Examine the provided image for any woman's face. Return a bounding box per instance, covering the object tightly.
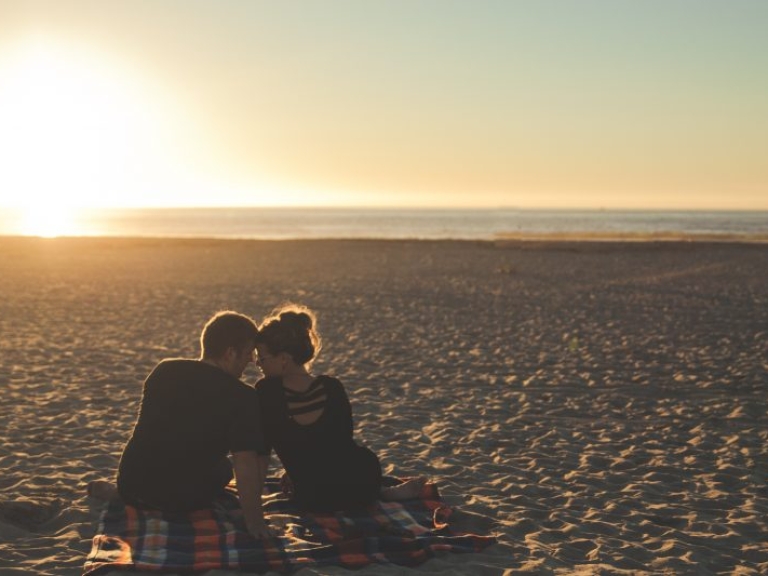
[255,344,283,378]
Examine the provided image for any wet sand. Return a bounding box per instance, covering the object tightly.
[0,236,766,575]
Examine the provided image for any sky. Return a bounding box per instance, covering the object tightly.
[0,0,767,210]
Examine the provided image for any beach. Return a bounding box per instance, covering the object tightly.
[0,236,766,575]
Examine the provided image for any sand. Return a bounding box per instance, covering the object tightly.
[0,236,766,575]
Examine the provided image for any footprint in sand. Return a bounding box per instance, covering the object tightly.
[0,498,59,531]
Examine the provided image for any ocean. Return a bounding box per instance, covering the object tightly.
[0,207,767,240]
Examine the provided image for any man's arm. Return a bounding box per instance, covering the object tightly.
[232,451,271,539]
[257,455,271,479]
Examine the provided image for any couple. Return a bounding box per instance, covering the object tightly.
[88,305,425,539]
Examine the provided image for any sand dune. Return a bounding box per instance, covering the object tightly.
[0,237,766,575]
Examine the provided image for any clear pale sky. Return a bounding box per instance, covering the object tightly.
[1,0,767,209]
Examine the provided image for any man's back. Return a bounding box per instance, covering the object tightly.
[116,359,262,511]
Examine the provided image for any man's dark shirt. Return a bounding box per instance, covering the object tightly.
[116,359,264,511]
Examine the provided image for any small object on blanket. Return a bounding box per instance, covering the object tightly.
[83,476,496,575]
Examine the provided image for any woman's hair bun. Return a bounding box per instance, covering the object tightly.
[279,310,313,330]
[258,304,322,367]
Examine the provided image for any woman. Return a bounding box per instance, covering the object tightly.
[253,304,425,512]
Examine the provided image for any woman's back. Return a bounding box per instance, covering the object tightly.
[255,374,381,511]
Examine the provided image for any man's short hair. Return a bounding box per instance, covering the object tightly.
[200,311,258,359]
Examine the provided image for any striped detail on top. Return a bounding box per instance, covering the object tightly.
[285,379,327,423]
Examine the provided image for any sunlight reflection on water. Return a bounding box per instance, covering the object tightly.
[0,207,766,240]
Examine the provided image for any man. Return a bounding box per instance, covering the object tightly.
[89,311,270,538]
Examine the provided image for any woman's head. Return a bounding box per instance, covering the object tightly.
[255,304,322,375]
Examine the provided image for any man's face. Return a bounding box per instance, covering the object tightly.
[227,343,256,379]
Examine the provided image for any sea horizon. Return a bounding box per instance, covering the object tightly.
[1,206,767,241]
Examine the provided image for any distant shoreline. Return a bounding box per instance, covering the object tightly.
[493,231,768,243]
[1,208,766,241]
[2,232,768,244]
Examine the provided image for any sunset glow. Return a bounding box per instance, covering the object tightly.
[0,2,766,215]
[16,205,81,238]
[2,42,135,205]
[0,38,226,215]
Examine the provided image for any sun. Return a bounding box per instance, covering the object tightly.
[16,206,82,238]
[1,41,139,208]
[0,36,281,230]
[0,38,212,226]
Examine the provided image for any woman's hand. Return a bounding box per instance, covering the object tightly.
[280,472,294,496]
[246,515,275,540]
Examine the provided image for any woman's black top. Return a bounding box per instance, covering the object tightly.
[255,375,381,511]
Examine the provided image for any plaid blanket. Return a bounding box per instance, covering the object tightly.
[83,477,496,574]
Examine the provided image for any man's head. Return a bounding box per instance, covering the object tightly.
[200,311,259,378]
